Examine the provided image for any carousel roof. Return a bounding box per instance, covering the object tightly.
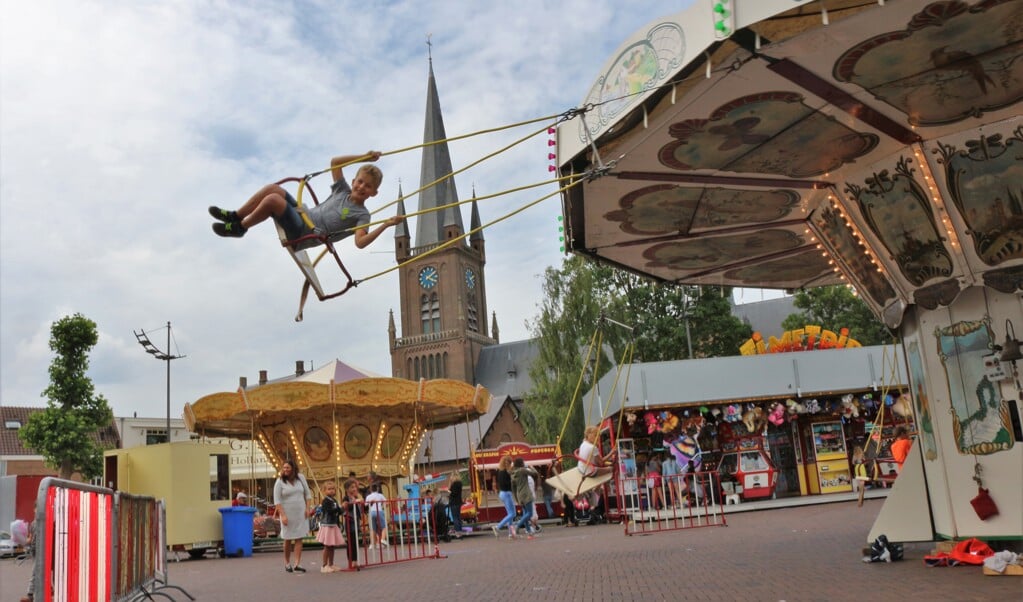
[184,359,491,438]
[558,0,1023,328]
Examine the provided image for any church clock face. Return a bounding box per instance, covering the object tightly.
[465,268,476,290]
[418,266,438,289]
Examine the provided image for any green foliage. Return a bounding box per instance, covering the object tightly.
[19,313,114,480]
[525,257,752,449]
[781,286,895,346]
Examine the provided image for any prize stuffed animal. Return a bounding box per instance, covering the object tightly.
[767,401,786,426]
[891,393,914,419]
[785,398,804,420]
[742,406,767,434]
[725,404,742,423]
[840,394,860,419]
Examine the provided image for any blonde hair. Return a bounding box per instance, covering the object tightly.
[497,455,513,471]
[356,164,383,188]
[584,425,600,440]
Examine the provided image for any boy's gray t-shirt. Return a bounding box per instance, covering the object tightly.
[306,177,371,244]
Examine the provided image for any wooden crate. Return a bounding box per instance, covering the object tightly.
[983,564,1023,576]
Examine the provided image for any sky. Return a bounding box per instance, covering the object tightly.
[1,0,718,420]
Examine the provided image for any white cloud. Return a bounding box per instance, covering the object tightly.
[1,0,690,418]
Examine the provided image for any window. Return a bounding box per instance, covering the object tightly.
[420,294,432,334]
[209,454,229,501]
[5,420,21,429]
[442,352,448,378]
[146,429,169,445]
[467,293,479,332]
[430,293,440,332]
[414,356,421,380]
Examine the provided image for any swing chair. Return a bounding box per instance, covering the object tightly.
[857,343,904,507]
[268,175,358,322]
[545,315,635,503]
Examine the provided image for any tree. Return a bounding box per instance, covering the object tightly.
[19,313,114,480]
[525,256,625,450]
[524,257,752,448]
[781,286,895,346]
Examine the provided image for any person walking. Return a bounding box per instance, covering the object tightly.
[491,455,517,538]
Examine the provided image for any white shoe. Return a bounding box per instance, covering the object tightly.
[491,525,499,537]
[381,540,389,547]
[368,544,375,550]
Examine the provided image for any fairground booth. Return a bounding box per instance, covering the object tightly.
[585,337,911,507]
[557,0,1023,544]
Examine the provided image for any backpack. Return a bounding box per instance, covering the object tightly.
[863,534,904,563]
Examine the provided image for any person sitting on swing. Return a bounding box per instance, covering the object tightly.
[577,425,614,478]
[209,151,403,250]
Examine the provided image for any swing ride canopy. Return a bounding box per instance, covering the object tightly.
[557,0,1023,328]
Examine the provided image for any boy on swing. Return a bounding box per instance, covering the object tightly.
[209,151,403,250]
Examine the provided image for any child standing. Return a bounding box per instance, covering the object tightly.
[315,481,343,573]
[340,480,364,567]
[364,484,388,550]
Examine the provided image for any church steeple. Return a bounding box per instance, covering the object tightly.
[415,54,465,249]
[394,182,410,262]
[469,186,485,260]
[389,46,495,385]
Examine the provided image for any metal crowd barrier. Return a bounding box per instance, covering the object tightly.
[618,470,728,535]
[29,478,194,602]
[341,496,445,571]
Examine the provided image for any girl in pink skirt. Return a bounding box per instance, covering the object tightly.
[316,481,344,572]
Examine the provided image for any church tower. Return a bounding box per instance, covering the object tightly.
[390,53,496,383]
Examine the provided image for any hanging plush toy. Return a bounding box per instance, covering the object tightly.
[785,398,804,420]
[767,401,786,426]
[840,394,859,420]
[725,404,742,422]
[804,398,821,414]
[892,393,914,419]
[742,406,767,434]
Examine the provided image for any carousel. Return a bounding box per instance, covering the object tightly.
[184,360,490,495]
[557,0,1022,542]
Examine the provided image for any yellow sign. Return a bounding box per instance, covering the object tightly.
[740,325,861,355]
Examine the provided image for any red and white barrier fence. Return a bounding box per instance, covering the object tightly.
[617,470,728,535]
[340,496,446,571]
[29,478,193,602]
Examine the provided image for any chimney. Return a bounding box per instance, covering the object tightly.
[295,360,306,376]
[239,376,248,389]
[259,370,268,385]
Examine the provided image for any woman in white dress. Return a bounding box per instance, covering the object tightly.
[273,459,313,573]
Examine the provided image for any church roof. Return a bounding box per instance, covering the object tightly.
[415,339,541,464]
[414,59,465,249]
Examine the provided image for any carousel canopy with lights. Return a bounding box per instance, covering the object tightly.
[557,0,1022,327]
[184,360,491,479]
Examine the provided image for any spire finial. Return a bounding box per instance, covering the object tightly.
[426,33,433,61]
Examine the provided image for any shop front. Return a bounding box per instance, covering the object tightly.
[587,343,910,504]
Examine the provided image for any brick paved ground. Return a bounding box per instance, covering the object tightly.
[2,499,1019,602]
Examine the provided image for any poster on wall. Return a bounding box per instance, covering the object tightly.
[906,339,938,461]
[936,320,1016,455]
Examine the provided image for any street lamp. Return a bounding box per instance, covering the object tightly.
[134,321,186,440]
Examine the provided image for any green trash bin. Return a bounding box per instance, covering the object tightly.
[219,506,257,557]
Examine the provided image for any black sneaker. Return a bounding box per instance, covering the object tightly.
[293,565,306,573]
[208,206,239,222]
[285,564,293,573]
[213,222,246,238]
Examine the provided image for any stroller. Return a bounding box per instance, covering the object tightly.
[431,490,452,542]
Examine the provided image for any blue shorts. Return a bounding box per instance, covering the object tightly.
[369,511,385,531]
[274,192,314,242]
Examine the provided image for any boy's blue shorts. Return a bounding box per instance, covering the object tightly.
[274,192,314,242]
